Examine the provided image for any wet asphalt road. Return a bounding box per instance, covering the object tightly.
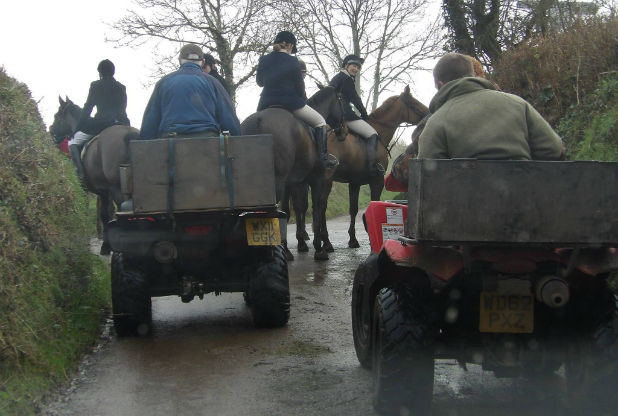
[45,213,572,416]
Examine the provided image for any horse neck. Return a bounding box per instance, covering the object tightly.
[368,107,400,145]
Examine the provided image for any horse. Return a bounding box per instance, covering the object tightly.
[240,86,345,261]
[315,86,429,250]
[49,96,140,254]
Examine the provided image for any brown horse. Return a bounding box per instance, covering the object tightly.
[316,86,429,250]
[49,97,139,254]
[240,86,345,260]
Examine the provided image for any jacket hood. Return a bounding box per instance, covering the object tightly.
[429,77,497,113]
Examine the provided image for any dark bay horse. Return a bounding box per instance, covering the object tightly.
[50,97,140,254]
[240,86,344,260]
[318,86,429,250]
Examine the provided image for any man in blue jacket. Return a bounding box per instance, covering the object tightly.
[140,44,240,139]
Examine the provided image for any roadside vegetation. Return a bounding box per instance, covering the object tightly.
[0,68,109,416]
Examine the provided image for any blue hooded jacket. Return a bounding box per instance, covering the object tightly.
[140,62,240,139]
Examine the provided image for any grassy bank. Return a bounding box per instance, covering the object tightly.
[0,68,109,415]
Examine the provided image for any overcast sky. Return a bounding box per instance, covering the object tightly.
[1,1,437,142]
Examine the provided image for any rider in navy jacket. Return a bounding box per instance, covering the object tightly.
[141,45,240,140]
[255,31,336,169]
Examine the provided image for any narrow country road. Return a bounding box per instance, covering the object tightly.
[45,213,569,416]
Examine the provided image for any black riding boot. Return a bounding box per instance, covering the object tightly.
[315,126,338,170]
[366,134,385,176]
[69,144,87,186]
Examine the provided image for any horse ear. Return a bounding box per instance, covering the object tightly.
[65,95,70,103]
[316,82,324,90]
[59,96,65,105]
[404,85,410,94]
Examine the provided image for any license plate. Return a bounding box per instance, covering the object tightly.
[245,218,281,246]
[479,292,534,333]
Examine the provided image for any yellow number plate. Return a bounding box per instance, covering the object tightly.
[245,218,281,246]
[479,293,534,333]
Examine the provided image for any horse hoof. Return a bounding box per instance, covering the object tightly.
[298,241,309,252]
[285,248,295,261]
[100,245,111,255]
[324,242,335,253]
[301,231,310,241]
[314,250,329,261]
[348,239,360,248]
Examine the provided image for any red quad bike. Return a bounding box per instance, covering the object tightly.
[108,133,290,336]
[352,159,618,415]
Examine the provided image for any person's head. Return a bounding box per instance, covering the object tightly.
[273,31,297,54]
[433,52,475,90]
[97,59,115,78]
[298,58,307,78]
[178,43,204,66]
[203,53,217,74]
[342,54,364,76]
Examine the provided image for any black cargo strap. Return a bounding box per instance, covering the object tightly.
[167,135,176,214]
[219,132,235,208]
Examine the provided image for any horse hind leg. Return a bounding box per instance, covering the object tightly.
[320,180,335,253]
[292,184,309,253]
[348,183,361,248]
[280,185,295,261]
[99,192,113,255]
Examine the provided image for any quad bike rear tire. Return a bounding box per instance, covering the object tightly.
[565,288,618,414]
[352,253,379,368]
[111,252,152,337]
[248,245,290,328]
[372,285,434,416]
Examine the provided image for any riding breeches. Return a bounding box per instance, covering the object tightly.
[293,105,326,128]
[68,130,94,147]
[346,119,377,139]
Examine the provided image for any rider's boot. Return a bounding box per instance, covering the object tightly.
[68,144,87,187]
[315,126,338,170]
[366,134,385,176]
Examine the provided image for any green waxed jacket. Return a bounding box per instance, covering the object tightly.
[417,77,564,160]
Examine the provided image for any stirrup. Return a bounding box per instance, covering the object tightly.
[323,154,339,169]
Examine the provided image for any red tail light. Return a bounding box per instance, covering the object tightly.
[183,225,213,235]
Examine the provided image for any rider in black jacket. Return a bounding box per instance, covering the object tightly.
[203,53,232,96]
[69,59,130,183]
[329,55,384,175]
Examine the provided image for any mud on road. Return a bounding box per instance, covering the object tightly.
[45,214,572,416]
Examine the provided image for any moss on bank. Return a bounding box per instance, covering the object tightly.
[0,67,109,415]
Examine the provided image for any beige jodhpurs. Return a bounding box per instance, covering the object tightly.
[293,105,326,128]
[346,119,377,139]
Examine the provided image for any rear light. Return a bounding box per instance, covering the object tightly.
[183,225,214,235]
[128,217,156,222]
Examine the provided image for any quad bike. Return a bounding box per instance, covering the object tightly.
[108,133,290,336]
[352,159,618,415]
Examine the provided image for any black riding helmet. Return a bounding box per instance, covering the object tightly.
[203,53,217,66]
[274,31,297,54]
[97,59,115,76]
[342,54,364,68]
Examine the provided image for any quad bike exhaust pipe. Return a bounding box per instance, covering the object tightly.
[535,276,570,308]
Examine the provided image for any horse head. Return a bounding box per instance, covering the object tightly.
[398,85,429,125]
[49,96,82,143]
[308,85,347,141]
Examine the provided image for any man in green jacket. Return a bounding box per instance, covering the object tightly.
[418,53,564,160]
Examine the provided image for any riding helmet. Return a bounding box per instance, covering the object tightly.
[274,31,297,53]
[342,54,364,68]
[97,59,115,76]
[203,53,217,66]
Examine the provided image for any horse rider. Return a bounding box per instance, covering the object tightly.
[329,54,384,176]
[417,52,564,160]
[141,44,240,140]
[69,59,130,184]
[256,30,337,170]
[203,53,231,95]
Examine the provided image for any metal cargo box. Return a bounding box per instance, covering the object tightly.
[130,134,276,213]
[407,159,618,245]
